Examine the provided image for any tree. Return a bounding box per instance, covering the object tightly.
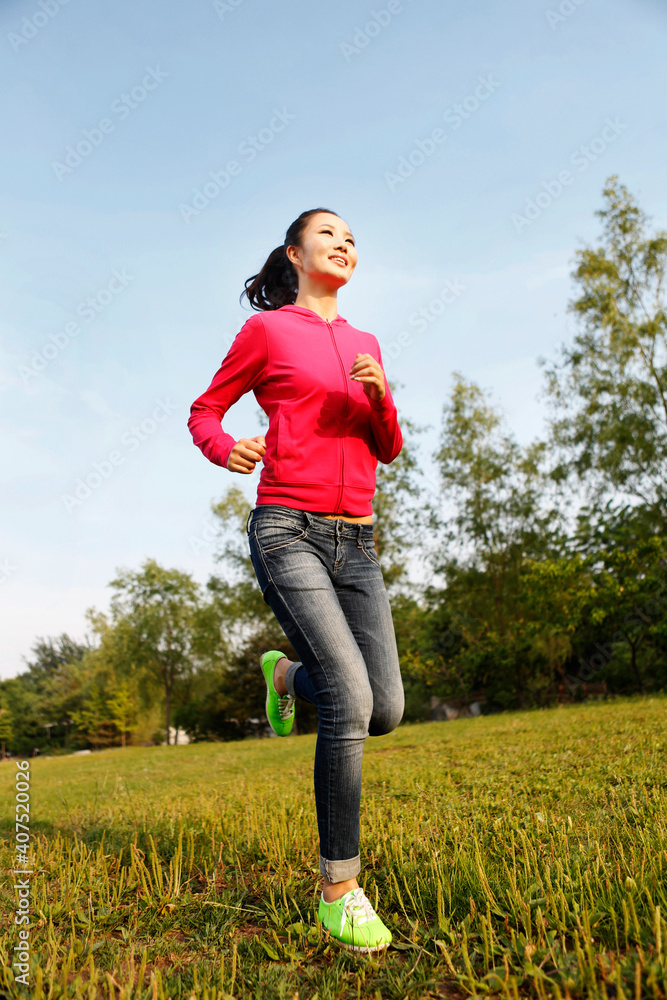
[14,634,92,749]
[21,633,90,691]
[107,681,139,748]
[107,559,208,745]
[70,686,115,751]
[0,703,14,758]
[412,372,579,709]
[432,372,563,638]
[541,176,667,522]
[574,533,667,695]
[84,608,162,734]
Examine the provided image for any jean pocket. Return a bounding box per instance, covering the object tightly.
[254,518,310,554]
[360,536,381,566]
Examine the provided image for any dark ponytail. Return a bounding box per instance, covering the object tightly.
[240,207,340,312]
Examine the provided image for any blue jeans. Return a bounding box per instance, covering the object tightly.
[247,504,405,882]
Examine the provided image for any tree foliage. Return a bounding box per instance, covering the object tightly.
[541,175,667,519]
[107,559,216,745]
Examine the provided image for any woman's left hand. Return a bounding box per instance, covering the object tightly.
[349,352,385,401]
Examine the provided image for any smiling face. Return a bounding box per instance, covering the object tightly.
[286,212,358,290]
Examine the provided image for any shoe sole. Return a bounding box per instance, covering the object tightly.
[318,924,391,954]
[337,939,391,954]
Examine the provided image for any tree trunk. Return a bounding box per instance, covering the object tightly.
[165,687,171,745]
[630,638,646,693]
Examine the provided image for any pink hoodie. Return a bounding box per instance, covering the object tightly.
[187,304,403,516]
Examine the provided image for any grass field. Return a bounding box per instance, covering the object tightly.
[1,695,666,1000]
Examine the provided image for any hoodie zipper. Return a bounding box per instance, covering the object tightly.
[326,319,347,513]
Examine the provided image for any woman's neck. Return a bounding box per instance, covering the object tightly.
[293,292,338,322]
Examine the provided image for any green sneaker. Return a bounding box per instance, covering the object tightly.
[317,887,392,953]
[260,650,295,737]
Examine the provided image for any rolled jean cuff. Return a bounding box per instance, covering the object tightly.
[284,660,301,699]
[320,853,361,882]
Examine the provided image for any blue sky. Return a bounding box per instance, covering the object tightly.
[1,0,666,678]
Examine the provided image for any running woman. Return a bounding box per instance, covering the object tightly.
[187,208,405,953]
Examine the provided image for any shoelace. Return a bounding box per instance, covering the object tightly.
[343,888,378,926]
[277,694,295,720]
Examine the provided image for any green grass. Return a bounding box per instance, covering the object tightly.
[1,695,666,999]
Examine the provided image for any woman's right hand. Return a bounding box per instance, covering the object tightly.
[226,436,266,474]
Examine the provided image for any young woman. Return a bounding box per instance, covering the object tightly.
[187,208,405,953]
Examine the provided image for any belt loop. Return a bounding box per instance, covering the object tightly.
[245,508,253,536]
[304,511,313,529]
